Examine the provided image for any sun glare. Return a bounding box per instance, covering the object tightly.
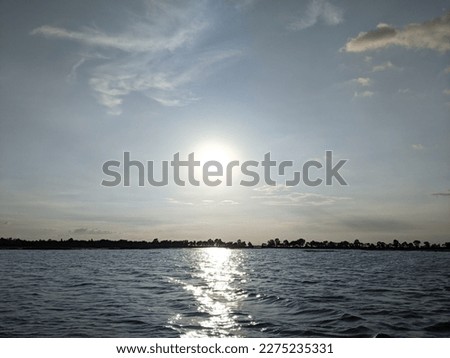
[195,141,236,165]
[189,140,243,189]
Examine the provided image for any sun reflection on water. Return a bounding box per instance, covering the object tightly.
[167,248,247,337]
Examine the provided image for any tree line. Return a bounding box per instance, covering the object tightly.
[0,237,252,250]
[0,237,448,250]
[261,238,450,250]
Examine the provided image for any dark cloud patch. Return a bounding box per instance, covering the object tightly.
[432,192,450,197]
[344,12,450,52]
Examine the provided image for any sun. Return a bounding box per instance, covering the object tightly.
[194,141,236,165]
[190,140,242,189]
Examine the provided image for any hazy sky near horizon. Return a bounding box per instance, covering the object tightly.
[0,0,449,244]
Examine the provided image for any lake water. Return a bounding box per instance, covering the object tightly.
[0,248,449,337]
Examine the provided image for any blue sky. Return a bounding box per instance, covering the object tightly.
[0,0,449,244]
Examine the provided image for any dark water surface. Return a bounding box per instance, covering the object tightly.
[0,249,449,337]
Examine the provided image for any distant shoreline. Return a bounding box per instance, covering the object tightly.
[1,238,449,251]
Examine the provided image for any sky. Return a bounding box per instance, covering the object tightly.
[0,0,449,244]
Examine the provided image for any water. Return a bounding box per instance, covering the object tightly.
[0,248,449,337]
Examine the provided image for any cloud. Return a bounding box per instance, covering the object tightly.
[71,228,113,235]
[166,197,194,206]
[288,0,343,31]
[253,184,291,194]
[88,48,240,114]
[220,199,240,205]
[67,57,86,83]
[252,185,349,206]
[343,12,450,52]
[352,77,371,86]
[443,89,450,95]
[348,77,372,98]
[445,66,450,74]
[412,144,424,150]
[432,191,450,196]
[200,199,240,206]
[31,6,206,54]
[354,90,374,98]
[372,61,396,72]
[31,1,241,115]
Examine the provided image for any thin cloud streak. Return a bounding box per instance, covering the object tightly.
[252,185,350,206]
[30,25,207,53]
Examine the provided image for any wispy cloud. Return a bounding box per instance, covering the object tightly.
[253,184,291,194]
[67,57,86,83]
[31,24,205,53]
[252,185,349,206]
[166,197,194,206]
[31,1,241,115]
[354,90,374,98]
[87,48,240,114]
[445,66,450,74]
[412,144,424,150]
[220,199,240,205]
[443,89,450,95]
[372,61,396,72]
[31,0,206,54]
[169,198,240,207]
[352,77,371,86]
[347,77,373,98]
[287,0,343,31]
[343,12,450,52]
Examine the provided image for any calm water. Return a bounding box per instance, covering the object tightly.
[0,249,449,337]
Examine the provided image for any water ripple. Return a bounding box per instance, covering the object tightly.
[0,249,449,337]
